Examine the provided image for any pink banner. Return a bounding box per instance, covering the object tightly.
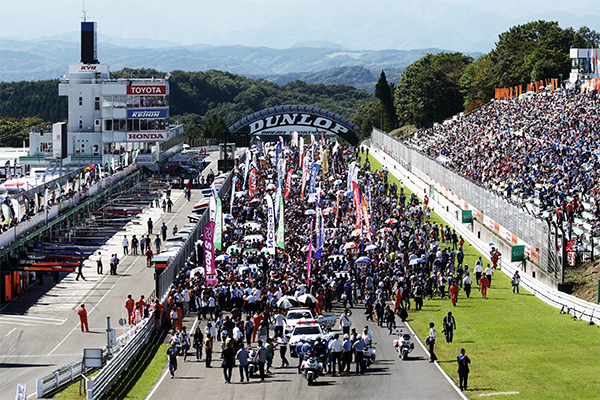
[284,168,293,199]
[203,221,217,285]
[306,217,314,286]
[352,181,362,231]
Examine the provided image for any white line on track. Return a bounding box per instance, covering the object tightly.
[0,314,67,322]
[145,316,199,400]
[6,327,17,336]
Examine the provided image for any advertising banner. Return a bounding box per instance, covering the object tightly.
[266,194,276,255]
[203,221,217,285]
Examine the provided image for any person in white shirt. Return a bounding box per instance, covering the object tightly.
[328,333,343,376]
[182,288,190,316]
[427,322,437,362]
[474,258,484,289]
[340,309,352,335]
[204,321,216,338]
[362,326,374,347]
[484,264,494,287]
[274,310,286,338]
[122,236,129,255]
[463,273,473,298]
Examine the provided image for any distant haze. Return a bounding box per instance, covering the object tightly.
[1,0,599,52]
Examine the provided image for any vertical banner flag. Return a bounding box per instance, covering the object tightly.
[308,163,320,202]
[301,155,309,200]
[5,160,10,180]
[306,216,314,286]
[277,195,285,249]
[284,169,293,198]
[361,194,370,235]
[367,179,374,233]
[230,175,237,216]
[299,137,304,160]
[209,196,217,222]
[292,131,298,148]
[347,162,355,195]
[275,140,282,172]
[266,194,276,255]
[352,181,362,232]
[203,221,217,285]
[322,149,329,175]
[243,149,251,189]
[335,190,340,227]
[274,179,282,223]
[215,197,222,250]
[314,195,324,259]
[248,168,257,199]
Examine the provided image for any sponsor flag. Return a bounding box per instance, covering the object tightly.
[352,181,362,232]
[306,216,314,286]
[314,194,324,259]
[322,149,329,174]
[274,179,282,223]
[335,190,340,227]
[248,168,257,199]
[266,194,275,255]
[284,169,293,198]
[299,137,304,159]
[292,131,298,147]
[230,175,237,216]
[215,197,222,250]
[308,163,319,201]
[277,195,285,249]
[301,155,309,200]
[203,221,217,285]
[4,160,10,180]
[347,162,355,194]
[209,196,217,222]
[243,149,251,189]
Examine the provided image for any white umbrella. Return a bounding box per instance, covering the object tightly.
[305,209,315,215]
[409,258,425,265]
[297,293,318,306]
[365,244,378,251]
[215,254,229,262]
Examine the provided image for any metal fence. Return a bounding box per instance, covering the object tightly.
[156,170,235,302]
[371,128,554,276]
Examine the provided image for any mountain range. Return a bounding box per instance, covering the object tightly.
[0,37,481,92]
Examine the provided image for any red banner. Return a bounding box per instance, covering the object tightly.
[352,181,362,231]
[126,86,167,95]
[284,169,293,198]
[249,168,256,199]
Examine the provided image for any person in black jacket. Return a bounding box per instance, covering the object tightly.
[457,348,471,391]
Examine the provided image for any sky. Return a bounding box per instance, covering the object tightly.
[1,0,599,52]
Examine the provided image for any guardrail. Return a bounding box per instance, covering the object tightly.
[86,315,155,400]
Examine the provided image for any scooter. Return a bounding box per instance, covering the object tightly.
[363,345,377,368]
[393,329,414,360]
[300,350,323,385]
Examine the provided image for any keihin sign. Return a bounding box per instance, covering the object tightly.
[229,105,360,145]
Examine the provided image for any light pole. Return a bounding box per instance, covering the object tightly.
[559,74,563,89]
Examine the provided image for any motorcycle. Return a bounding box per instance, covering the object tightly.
[363,345,377,368]
[393,329,414,360]
[300,350,323,385]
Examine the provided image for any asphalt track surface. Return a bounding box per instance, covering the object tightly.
[0,155,219,398]
[147,304,464,400]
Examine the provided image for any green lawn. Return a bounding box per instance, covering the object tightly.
[360,151,600,400]
[54,343,168,400]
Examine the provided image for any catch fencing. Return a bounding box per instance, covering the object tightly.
[370,128,555,278]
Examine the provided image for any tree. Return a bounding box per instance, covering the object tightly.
[394,52,472,127]
[374,71,398,132]
[201,114,228,139]
[351,101,383,140]
[459,53,496,112]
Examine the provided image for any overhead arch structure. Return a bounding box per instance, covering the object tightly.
[228,105,359,146]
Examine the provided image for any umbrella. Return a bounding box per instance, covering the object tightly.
[304,209,315,215]
[350,229,362,237]
[379,227,392,233]
[344,242,358,250]
[385,218,398,224]
[297,293,318,306]
[356,256,371,263]
[409,258,426,265]
[266,183,276,190]
[215,254,229,262]
[333,179,343,185]
[365,244,378,251]
[224,213,234,220]
[276,297,296,309]
[323,207,335,215]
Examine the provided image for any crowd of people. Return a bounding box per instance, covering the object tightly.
[155,141,486,386]
[407,88,600,224]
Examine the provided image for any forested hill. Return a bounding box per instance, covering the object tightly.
[0,69,374,128]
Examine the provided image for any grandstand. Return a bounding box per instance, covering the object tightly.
[405,88,600,255]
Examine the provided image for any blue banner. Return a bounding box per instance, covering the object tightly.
[308,164,320,198]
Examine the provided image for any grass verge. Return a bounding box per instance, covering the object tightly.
[361,151,600,400]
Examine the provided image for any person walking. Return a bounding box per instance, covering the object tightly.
[474,258,483,289]
[463,273,473,298]
[161,222,167,241]
[167,197,173,212]
[131,235,139,255]
[340,308,352,335]
[277,334,289,367]
[448,280,459,307]
[443,311,456,343]
[110,254,119,275]
[341,333,352,373]
[172,224,179,235]
[193,326,204,361]
[512,271,521,294]
[426,322,437,362]
[257,340,267,381]
[145,247,153,267]
[147,217,153,235]
[155,235,161,253]
[167,342,178,379]
[76,259,86,280]
[77,304,89,332]
[480,275,490,299]
[122,235,129,255]
[485,264,494,287]
[221,341,235,383]
[457,348,471,391]
[384,305,395,335]
[204,334,214,368]
[236,344,250,382]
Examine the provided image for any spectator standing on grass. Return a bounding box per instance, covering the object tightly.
[480,275,490,299]
[457,348,471,391]
[448,280,459,307]
[485,264,494,287]
[442,311,456,343]
[427,322,437,362]
[474,258,483,289]
[463,272,473,298]
[512,271,521,294]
